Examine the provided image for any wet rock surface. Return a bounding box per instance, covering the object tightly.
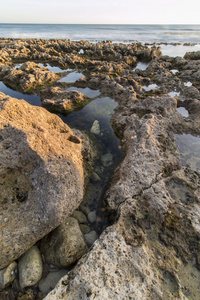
[0,38,200,299]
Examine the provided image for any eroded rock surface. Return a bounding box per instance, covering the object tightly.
[0,93,85,268]
[0,62,59,93]
[46,95,200,299]
[0,38,200,299]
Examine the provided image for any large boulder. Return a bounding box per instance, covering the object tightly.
[0,93,85,268]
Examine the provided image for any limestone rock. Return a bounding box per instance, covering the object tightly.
[2,62,59,92]
[18,246,43,289]
[0,94,84,268]
[41,87,85,114]
[40,217,88,268]
[45,94,200,299]
[0,262,17,289]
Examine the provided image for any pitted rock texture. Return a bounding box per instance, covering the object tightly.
[0,93,85,269]
[45,95,200,299]
[0,62,59,93]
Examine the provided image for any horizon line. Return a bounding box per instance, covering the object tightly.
[0,23,200,25]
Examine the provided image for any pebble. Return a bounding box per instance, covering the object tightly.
[84,230,98,247]
[90,120,100,135]
[88,211,96,223]
[72,210,87,224]
[38,269,68,294]
[91,172,101,183]
[101,153,113,167]
[0,261,17,289]
[18,246,43,289]
[80,224,91,234]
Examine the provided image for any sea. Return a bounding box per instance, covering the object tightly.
[0,24,200,44]
[1,24,200,57]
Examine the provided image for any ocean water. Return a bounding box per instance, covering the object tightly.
[1,24,200,44]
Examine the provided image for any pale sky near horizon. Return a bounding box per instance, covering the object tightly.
[0,0,200,24]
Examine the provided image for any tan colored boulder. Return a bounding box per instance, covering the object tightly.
[0,93,84,268]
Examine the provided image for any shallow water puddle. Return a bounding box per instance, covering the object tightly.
[143,83,159,91]
[60,96,122,235]
[67,86,100,98]
[0,81,41,106]
[171,69,179,75]
[184,81,192,87]
[62,97,121,162]
[161,44,200,57]
[166,180,195,205]
[133,61,149,71]
[175,133,200,172]
[38,63,67,73]
[59,71,84,83]
[168,91,180,97]
[13,62,70,73]
[177,107,189,117]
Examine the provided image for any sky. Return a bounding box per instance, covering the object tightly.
[0,0,200,24]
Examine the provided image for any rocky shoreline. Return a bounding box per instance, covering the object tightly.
[0,38,200,299]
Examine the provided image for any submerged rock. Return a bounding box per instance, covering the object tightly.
[38,269,68,295]
[0,93,85,268]
[84,230,98,247]
[90,120,100,135]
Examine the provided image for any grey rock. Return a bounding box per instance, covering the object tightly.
[38,269,68,294]
[87,211,96,223]
[84,230,98,247]
[40,217,88,268]
[18,246,43,289]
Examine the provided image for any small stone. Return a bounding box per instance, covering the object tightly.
[72,210,87,224]
[38,269,68,294]
[87,211,96,223]
[101,153,113,167]
[90,120,100,135]
[80,224,91,234]
[3,218,8,223]
[91,172,101,183]
[18,246,43,289]
[84,231,98,247]
[0,261,17,289]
